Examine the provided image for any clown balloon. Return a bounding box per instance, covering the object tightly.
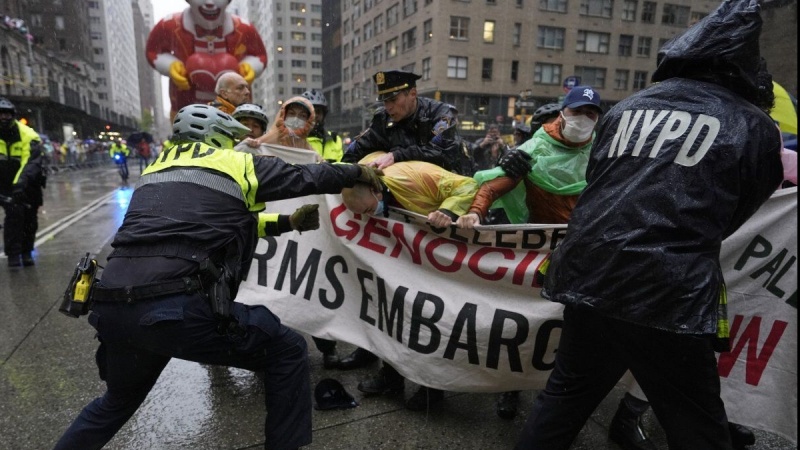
[146,0,267,120]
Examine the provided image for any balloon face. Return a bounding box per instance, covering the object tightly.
[187,0,231,30]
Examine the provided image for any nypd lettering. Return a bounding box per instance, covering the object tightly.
[608,109,720,166]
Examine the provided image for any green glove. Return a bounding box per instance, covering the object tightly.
[356,164,384,191]
[290,204,320,233]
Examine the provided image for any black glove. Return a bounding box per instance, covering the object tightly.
[11,184,27,204]
[356,164,384,192]
[290,204,320,233]
[498,149,532,179]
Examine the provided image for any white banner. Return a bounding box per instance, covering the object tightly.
[238,154,796,442]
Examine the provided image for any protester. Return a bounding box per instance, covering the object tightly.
[529,103,561,135]
[53,104,383,450]
[232,103,270,154]
[209,72,252,114]
[0,97,45,267]
[513,1,783,448]
[257,96,320,157]
[457,85,602,229]
[302,89,344,163]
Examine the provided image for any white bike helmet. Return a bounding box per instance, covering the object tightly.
[232,103,269,130]
[301,89,328,112]
[172,104,251,148]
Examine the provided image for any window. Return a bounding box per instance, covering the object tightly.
[278,74,285,82]
[312,47,322,55]
[374,15,384,34]
[641,1,656,23]
[387,4,399,27]
[633,70,648,90]
[291,17,306,26]
[423,19,433,43]
[401,27,417,52]
[618,34,633,56]
[540,0,567,13]
[422,57,431,80]
[312,61,322,69]
[511,60,519,82]
[512,23,522,46]
[534,63,561,84]
[353,56,361,73]
[373,45,382,65]
[343,67,349,81]
[311,19,322,27]
[385,37,398,59]
[575,66,606,88]
[292,87,305,95]
[88,1,99,8]
[636,36,652,57]
[690,11,708,26]
[55,16,65,30]
[580,0,613,18]
[537,26,565,50]
[291,60,307,67]
[577,31,610,53]
[293,74,307,83]
[343,43,350,58]
[614,69,629,90]
[364,22,373,40]
[277,31,284,40]
[483,20,495,43]
[313,75,322,83]
[290,2,307,11]
[312,33,322,41]
[450,17,470,40]
[291,32,306,41]
[93,47,103,55]
[447,56,468,79]
[482,58,493,80]
[622,0,637,21]
[661,4,690,26]
[291,46,306,54]
[402,62,416,73]
[30,14,42,26]
[403,0,417,16]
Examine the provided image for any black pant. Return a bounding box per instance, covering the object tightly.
[54,291,312,450]
[515,305,732,450]
[2,201,38,256]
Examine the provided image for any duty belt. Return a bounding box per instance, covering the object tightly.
[92,276,204,303]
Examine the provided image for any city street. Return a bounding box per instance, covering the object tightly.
[0,163,795,450]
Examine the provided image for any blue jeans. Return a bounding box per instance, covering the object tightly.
[515,305,732,450]
[54,292,311,450]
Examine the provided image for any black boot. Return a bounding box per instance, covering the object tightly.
[338,347,378,370]
[321,349,339,369]
[7,254,21,267]
[357,364,404,395]
[21,251,34,266]
[609,394,656,450]
[729,422,756,449]
[406,386,445,411]
[496,391,520,419]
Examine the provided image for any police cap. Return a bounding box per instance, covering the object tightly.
[373,70,422,101]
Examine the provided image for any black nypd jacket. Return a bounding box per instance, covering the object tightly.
[343,96,463,172]
[543,78,783,335]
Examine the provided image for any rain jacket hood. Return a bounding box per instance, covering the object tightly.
[260,96,316,150]
[652,0,763,102]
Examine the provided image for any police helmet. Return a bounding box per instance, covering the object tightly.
[232,103,269,130]
[301,89,328,111]
[531,103,561,123]
[172,104,251,148]
[0,97,15,114]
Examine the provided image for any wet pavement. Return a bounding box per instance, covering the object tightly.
[0,163,796,449]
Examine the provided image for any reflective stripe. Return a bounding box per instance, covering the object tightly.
[136,169,245,202]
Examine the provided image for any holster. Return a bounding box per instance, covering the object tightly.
[199,260,243,336]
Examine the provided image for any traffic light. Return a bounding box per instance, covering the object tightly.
[105,124,111,130]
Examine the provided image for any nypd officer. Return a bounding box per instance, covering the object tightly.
[343,70,470,174]
[0,97,45,267]
[54,104,383,450]
[302,89,344,163]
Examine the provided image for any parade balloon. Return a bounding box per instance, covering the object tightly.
[185,53,240,93]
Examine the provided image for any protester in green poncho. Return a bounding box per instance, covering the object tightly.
[457,86,603,227]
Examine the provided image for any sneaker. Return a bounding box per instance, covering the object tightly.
[21,252,34,266]
[7,254,21,267]
[357,367,404,395]
[496,391,520,419]
[405,386,445,411]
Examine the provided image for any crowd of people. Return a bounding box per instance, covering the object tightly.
[27,0,795,449]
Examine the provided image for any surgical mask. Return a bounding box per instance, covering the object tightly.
[284,116,306,130]
[560,112,597,143]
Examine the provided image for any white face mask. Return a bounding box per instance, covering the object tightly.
[560,112,597,143]
[284,116,306,130]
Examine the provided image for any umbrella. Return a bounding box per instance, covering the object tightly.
[771,81,797,136]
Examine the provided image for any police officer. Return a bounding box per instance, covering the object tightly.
[0,97,45,267]
[108,139,130,181]
[54,104,383,450]
[343,70,471,175]
[302,89,344,163]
